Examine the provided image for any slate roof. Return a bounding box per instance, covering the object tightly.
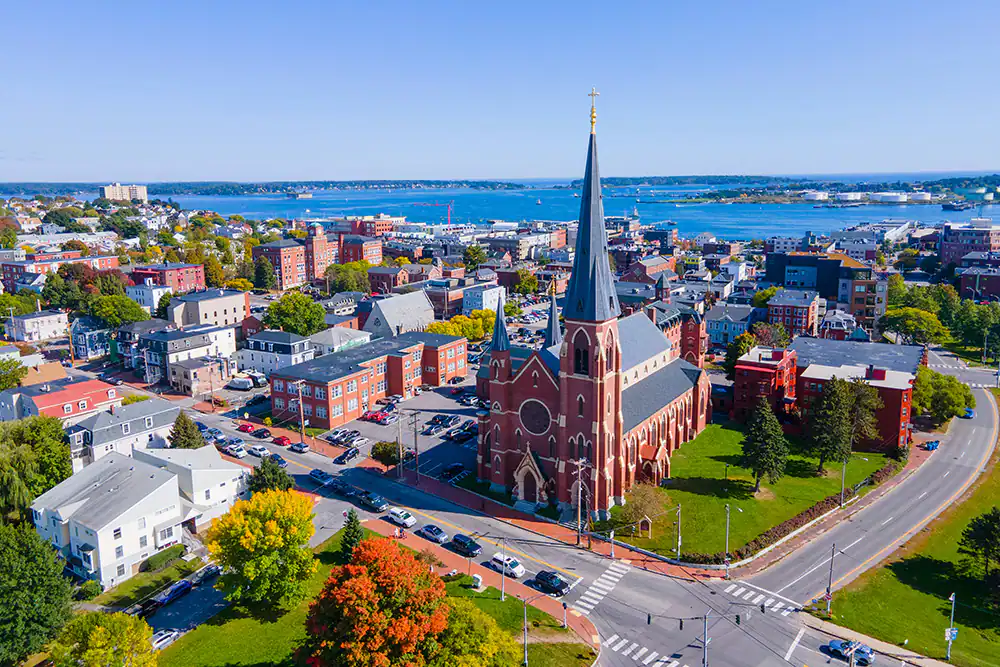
[489,292,510,352]
[66,397,179,449]
[365,291,434,335]
[70,316,108,333]
[11,309,65,322]
[257,239,302,249]
[542,295,562,349]
[135,262,202,270]
[174,289,244,302]
[618,312,672,373]
[274,331,462,384]
[368,266,405,276]
[769,289,819,307]
[622,359,703,431]
[615,282,657,303]
[248,329,308,345]
[705,304,755,323]
[788,338,924,374]
[31,453,176,531]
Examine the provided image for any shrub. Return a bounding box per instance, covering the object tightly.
[141,544,185,572]
[371,440,400,466]
[76,579,103,600]
[263,417,272,427]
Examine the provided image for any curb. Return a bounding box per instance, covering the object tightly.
[802,614,951,667]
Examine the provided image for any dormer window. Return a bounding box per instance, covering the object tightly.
[63,404,72,414]
[78,400,88,410]
[108,389,116,399]
[122,423,130,435]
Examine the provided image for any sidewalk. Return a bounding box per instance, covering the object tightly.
[361,514,600,652]
[802,614,950,667]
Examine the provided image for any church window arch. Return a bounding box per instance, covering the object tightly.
[492,401,501,413]
[532,371,538,388]
[515,429,522,450]
[548,436,556,458]
[573,330,590,375]
[577,395,585,417]
[493,454,501,472]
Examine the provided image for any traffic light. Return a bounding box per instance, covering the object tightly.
[647,614,652,625]
[735,614,741,625]
[679,619,684,631]
[760,604,766,613]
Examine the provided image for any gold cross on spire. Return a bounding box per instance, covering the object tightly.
[588,87,599,134]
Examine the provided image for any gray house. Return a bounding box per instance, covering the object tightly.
[704,303,763,348]
[362,291,434,339]
[64,397,180,472]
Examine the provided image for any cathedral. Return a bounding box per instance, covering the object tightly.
[476,98,712,518]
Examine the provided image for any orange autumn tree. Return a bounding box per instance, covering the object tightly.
[299,537,449,667]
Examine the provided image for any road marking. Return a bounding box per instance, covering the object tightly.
[724,583,736,593]
[881,516,894,526]
[665,661,680,667]
[771,602,784,612]
[781,608,793,616]
[612,638,630,651]
[740,581,803,607]
[784,628,805,661]
[622,643,638,657]
[609,563,631,574]
[742,590,756,600]
[580,592,604,604]
[752,594,765,604]
[633,647,647,660]
[589,579,615,593]
[573,600,594,610]
[943,470,951,478]
[764,598,773,606]
[918,491,928,500]
[642,651,659,664]
[601,571,624,582]
[603,634,620,646]
[776,556,832,593]
[731,586,746,597]
[597,573,621,585]
[571,605,589,615]
[842,536,865,551]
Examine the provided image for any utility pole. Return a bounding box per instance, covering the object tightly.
[396,412,403,478]
[826,542,836,615]
[702,611,709,667]
[576,459,584,545]
[66,322,76,368]
[208,362,216,413]
[840,456,848,508]
[412,411,420,487]
[294,381,305,445]
[500,536,507,601]
[725,504,731,580]
[947,592,956,661]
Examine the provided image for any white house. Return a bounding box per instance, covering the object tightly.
[5,310,68,342]
[65,397,179,473]
[462,284,503,316]
[31,454,184,590]
[308,327,372,357]
[133,445,248,529]
[126,281,173,315]
[237,330,315,376]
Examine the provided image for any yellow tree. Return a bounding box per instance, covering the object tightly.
[49,612,155,667]
[206,489,317,608]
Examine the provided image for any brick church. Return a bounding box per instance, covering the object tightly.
[476,100,712,518]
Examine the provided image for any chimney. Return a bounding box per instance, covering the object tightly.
[646,308,657,325]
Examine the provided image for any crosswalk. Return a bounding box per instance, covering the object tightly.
[570,560,630,615]
[721,583,799,616]
[928,363,965,370]
[601,633,681,666]
[967,383,994,388]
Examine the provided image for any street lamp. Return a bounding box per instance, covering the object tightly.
[519,592,549,665]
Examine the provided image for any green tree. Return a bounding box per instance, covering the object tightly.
[723,332,757,380]
[431,598,520,667]
[0,523,73,665]
[912,366,976,424]
[225,278,254,292]
[462,244,487,271]
[263,292,325,336]
[750,322,789,348]
[958,507,1000,580]
[0,357,28,390]
[61,239,90,256]
[339,508,365,563]
[89,295,151,328]
[247,456,294,494]
[49,612,155,667]
[168,411,206,450]
[808,377,853,473]
[878,307,947,345]
[846,378,883,450]
[204,255,226,288]
[207,489,317,608]
[253,255,277,290]
[121,394,150,406]
[740,399,788,493]
[504,300,522,317]
[0,226,17,249]
[0,416,72,519]
[154,291,173,320]
[324,262,370,294]
[370,440,400,467]
[513,268,538,295]
[886,273,907,307]
[752,286,781,308]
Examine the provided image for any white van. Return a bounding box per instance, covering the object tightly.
[227,377,254,391]
[490,553,526,578]
[388,507,417,528]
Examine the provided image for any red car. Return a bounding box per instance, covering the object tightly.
[272,436,291,447]
[237,423,255,433]
[361,410,378,421]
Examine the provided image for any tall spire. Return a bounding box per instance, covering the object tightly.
[543,284,562,349]
[489,291,510,352]
[563,90,621,323]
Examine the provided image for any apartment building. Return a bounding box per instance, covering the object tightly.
[65,397,179,472]
[340,235,383,264]
[941,219,1000,267]
[5,310,68,342]
[126,281,173,315]
[168,289,250,330]
[130,263,206,293]
[0,255,120,293]
[0,378,124,426]
[253,239,306,290]
[99,182,148,202]
[237,330,315,376]
[767,290,820,336]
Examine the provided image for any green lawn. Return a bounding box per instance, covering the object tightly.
[95,558,202,609]
[454,475,562,521]
[162,531,593,667]
[941,339,989,368]
[830,391,1000,667]
[610,423,888,557]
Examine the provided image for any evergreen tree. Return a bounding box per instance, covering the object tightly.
[339,509,364,563]
[741,398,788,492]
[168,411,205,450]
[958,507,1000,580]
[253,255,277,290]
[808,377,852,473]
[847,378,883,450]
[247,456,293,494]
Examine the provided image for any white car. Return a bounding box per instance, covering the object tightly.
[388,507,417,528]
[490,553,526,578]
[226,444,247,459]
[248,445,270,458]
[150,629,180,651]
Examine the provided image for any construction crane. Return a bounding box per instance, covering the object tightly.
[413,200,454,225]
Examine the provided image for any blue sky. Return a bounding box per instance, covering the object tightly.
[2,1,998,181]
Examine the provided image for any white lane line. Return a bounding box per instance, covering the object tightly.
[776,556,834,593]
[580,592,604,604]
[944,471,951,478]
[881,516,895,526]
[642,651,659,665]
[731,586,746,597]
[782,608,793,616]
[724,583,737,593]
[573,600,594,610]
[603,634,620,646]
[784,628,806,661]
[918,491,929,500]
[959,451,966,459]
[752,594,766,604]
[594,576,618,588]
[571,605,590,615]
[741,581,804,607]
[842,536,865,551]
[609,563,632,573]
[589,581,615,594]
[601,571,624,582]
[764,598,774,607]
[612,638,630,652]
[622,643,638,657]
[633,647,648,660]
[771,602,784,612]
[743,591,756,600]
[664,661,679,667]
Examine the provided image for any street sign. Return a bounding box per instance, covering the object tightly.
[946,627,958,641]
[824,593,832,601]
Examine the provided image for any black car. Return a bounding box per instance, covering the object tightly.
[333,447,360,465]
[443,415,461,427]
[191,564,221,586]
[449,534,483,557]
[361,492,389,512]
[329,479,357,497]
[453,431,476,444]
[125,598,161,619]
[247,394,268,406]
[533,571,570,596]
[422,424,444,436]
[253,428,271,439]
[440,463,464,480]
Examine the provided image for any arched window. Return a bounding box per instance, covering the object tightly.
[548,436,556,458]
[573,331,589,375]
[532,372,538,388]
[577,396,585,417]
[516,430,522,450]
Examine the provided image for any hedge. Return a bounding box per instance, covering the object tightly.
[141,544,186,572]
[678,461,902,565]
[76,579,103,600]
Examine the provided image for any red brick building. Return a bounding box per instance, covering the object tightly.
[303,224,338,283]
[130,263,206,293]
[766,289,820,336]
[340,235,383,265]
[1,254,120,293]
[252,240,306,290]
[269,332,467,430]
[350,215,396,237]
[368,266,409,293]
[620,255,677,284]
[731,347,798,420]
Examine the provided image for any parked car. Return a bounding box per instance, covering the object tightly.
[153,580,192,606]
[422,424,444,436]
[237,423,256,433]
[191,564,221,586]
[419,524,449,544]
[964,408,976,419]
[533,571,570,596]
[226,437,246,447]
[309,469,334,486]
[350,436,370,447]
[247,445,270,458]
[253,428,271,439]
[448,377,464,385]
[150,629,180,651]
[443,415,461,427]
[827,640,875,666]
[246,393,269,406]
[329,479,357,497]
[381,413,400,425]
[440,463,464,480]
[205,428,223,439]
[269,454,288,468]
[449,534,482,557]
[125,598,161,619]
[289,442,310,454]
[388,507,417,528]
[225,444,247,458]
[361,492,389,512]
[490,553,526,578]
[449,387,463,395]
[361,410,379,421]
[228,377,254,391]
[334,447,360,465]
[453,431,476,444]
[194,421,208,432]
[272,436,291,447]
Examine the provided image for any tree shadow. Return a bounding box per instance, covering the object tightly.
[708,454,743,467]
[663,476,756,500]
[784,458,818,479]
[887,555,1000,632]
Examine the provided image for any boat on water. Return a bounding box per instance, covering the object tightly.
[667,220,677,226]
[286,191,313,199]
[573,193,580,198]
[536,199,542,205]
[942,201,975,211]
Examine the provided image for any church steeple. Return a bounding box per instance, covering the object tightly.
[543,285,562,349]
[563,89,621,323]
[489,291,510,352]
